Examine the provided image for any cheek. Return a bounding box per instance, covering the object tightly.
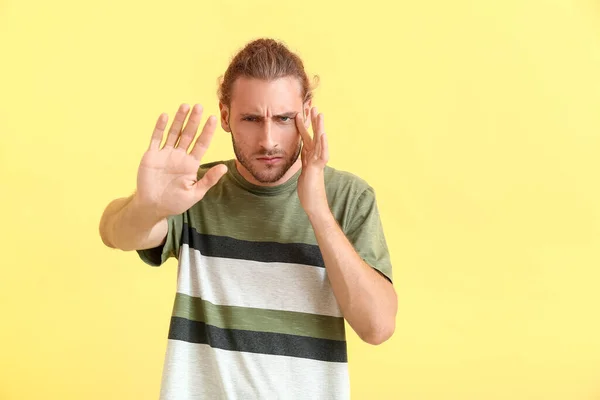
[283,135,301,151]
[233,135,252,150]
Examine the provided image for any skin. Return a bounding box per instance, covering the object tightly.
[99,76,397,345]
[219,76,308,186]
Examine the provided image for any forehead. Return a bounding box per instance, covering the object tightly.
[230,76,304,113]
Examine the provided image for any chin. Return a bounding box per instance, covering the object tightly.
[255,171,285,184]
[252,164,288,184]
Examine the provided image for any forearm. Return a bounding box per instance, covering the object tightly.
[308,210,397,345]
[99,194,168,251]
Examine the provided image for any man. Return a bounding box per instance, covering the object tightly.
[99,38,397,399]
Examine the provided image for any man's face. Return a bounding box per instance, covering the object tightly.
[220,76,308,185]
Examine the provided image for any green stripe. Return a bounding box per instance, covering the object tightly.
[191,160,370,246]
[173,293,346,341]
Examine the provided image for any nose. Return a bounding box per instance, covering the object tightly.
[258,119,276,150]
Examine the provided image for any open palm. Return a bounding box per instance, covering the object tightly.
[136,104,227,219]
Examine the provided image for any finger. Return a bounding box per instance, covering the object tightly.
[304,107,311,130]
[149,113,168,150]
[312,109,324,158]
[295,112,313,150]
[301,147,308,168]
[164,104,191,148]
[177,104,204,151]
[316,112,325,139]
[194,164,228,200]
[189,115,218,160]
[310,108,319,155]
[311,107,319,139]
[321,132,329,163]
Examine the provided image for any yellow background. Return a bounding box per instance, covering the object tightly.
[1,0,599,399]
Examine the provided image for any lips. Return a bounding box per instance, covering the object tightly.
[257,156,282,164]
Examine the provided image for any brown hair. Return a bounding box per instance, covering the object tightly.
[218,38,318,107]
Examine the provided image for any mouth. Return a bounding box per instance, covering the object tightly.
[257,156,282,165]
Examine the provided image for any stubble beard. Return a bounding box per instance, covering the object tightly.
[232,136,302,184]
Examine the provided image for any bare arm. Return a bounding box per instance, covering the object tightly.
[98,103,227,252]
[309,210,397,345]
[296,108,397,345]
[99,194,168,251]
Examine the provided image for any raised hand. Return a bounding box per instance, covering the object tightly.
[295,107,330,218]
[136,103,227,219]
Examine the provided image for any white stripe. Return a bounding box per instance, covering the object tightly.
[177,243,343,317]
[160,339,349,400]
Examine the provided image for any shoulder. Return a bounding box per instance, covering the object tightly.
[324,166,380,233]
[325,165,373,198]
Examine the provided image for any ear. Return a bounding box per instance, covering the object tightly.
[219,102,231,133]
[303,99,312,129]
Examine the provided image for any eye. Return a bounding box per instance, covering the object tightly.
[279,116,291,122]
[242,116,257,122]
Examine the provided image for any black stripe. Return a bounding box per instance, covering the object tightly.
[168,316,347,363]
[182,223,325,267]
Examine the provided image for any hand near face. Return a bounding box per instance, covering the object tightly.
[295,107,330,218]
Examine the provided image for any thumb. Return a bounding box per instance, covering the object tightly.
[194,164,228,200]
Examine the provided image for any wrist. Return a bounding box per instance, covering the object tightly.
[130,193,166,226]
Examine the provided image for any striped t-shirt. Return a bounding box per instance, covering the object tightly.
[137,159,393,400]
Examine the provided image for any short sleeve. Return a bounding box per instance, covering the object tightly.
[344,187,393,283]
[136,213,183,267]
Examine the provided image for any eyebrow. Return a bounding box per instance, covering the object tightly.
[240,112,299,119]
[275,112,298,118]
